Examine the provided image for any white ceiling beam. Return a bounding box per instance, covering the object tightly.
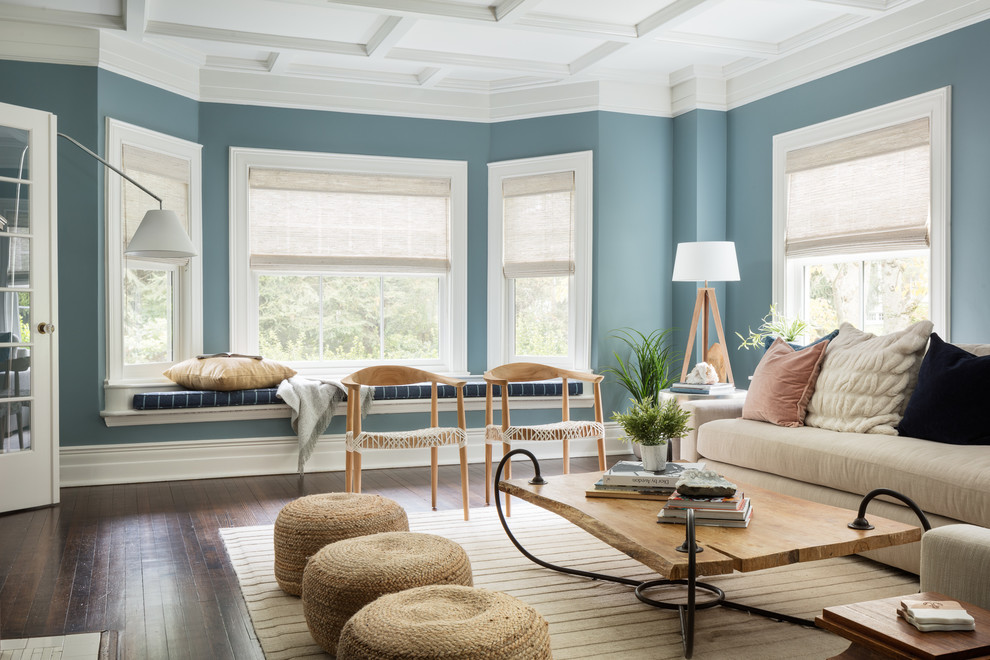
[416,66,447,87]
[0,3,123,30]
[514,13,638,40]
[493,0,543,23]
[123,0,147,38]
[366,15,416,58]
[388,47,569,76]
[568,41,627,75]
[266,52,292,74]
[146,21,366,56]
[636,0,729,38]
[657,32,779,56]
[803,0,890,14]
[322,0,495,22]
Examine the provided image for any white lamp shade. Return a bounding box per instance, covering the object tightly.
[125,209,198,258]
[672,241,739,282]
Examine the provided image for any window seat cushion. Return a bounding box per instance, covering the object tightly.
[133,380,582,410]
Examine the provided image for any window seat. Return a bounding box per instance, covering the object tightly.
[132,380,583,410]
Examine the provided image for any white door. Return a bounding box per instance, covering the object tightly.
[0,101,58,513]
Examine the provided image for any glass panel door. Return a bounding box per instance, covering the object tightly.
[0,102,57,513]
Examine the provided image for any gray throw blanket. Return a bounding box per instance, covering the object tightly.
[276,376,372,475]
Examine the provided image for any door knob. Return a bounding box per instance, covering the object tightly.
[37,322,55,335]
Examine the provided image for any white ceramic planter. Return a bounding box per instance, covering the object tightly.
[639,443,667,472]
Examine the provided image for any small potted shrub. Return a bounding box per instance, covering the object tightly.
[611,398,693,473]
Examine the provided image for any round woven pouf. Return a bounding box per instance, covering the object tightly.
[274,493,408,596]
[302,532,473,653]
[337,585,552,660]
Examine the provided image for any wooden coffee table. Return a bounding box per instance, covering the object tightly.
[496,459,923,658]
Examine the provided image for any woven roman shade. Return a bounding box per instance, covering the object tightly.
[501,171,575,278]
[785,117,931,258]
[122,144,190,247]
[248,168,451,273]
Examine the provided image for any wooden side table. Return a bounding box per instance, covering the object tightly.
[816,592,990,660]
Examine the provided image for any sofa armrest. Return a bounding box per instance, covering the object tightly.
[678,398,746,461]
[920,524,990,609]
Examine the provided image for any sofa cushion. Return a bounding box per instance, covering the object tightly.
[743,337,829,427]
[697,418,990,527]
[897,334,990,444]
[761,328,838,352]
[805,320,932,435]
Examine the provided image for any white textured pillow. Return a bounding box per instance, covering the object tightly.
[804,320,933,435]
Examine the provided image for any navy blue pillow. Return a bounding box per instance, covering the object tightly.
[762,329,839,353]
[897,333,990,445]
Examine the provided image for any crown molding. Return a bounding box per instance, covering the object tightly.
[3,2,990,123]
[727,0,990,109]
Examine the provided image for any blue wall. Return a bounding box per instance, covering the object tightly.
[1,63,675,446]
[5,15,990,448]
[725,18,990,377]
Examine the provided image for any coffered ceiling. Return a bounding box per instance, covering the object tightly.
[1,0,989,120]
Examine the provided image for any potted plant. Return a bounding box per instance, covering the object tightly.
[736,304,809,350]
[602,327,679,404]
[611,398,693,473]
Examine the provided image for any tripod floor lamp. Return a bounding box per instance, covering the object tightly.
[672,241,739,385]
[58,133,197,258]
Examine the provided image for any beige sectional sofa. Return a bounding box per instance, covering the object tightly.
[679,340,990,575]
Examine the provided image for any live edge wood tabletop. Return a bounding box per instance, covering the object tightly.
[817,592,990,660]
[498,471,922,582]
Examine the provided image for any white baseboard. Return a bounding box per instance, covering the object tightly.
[60,423,629,487]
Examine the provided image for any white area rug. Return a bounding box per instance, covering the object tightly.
[0,632,104,660]
[220,503,918,660]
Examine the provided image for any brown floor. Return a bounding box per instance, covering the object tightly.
[0,454,612,659]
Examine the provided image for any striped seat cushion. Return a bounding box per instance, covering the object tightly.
[133,380,583,410]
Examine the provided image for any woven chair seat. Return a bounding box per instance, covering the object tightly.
[273,493,408,596]
[485,420,605,444]
[337,585,552,660]
[348,427,467,452]
[302,531,473,653]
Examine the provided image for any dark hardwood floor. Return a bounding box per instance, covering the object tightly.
[0,455,613,659]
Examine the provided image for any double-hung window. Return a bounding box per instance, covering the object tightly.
[106,119,202,386]
[487,151,592,370]
[772,88,950,338]
[230,149,467,375]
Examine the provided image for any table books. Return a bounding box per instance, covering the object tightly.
[665,492,745,510]
[600,461,706,488]
[657,493,753,527]
[585,481,673,501]
[898,599,976,632]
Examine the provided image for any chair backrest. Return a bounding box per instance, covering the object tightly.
[483,362,604,428]
[342,365,466,435]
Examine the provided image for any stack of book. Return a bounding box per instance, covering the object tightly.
[586,461,706,501]
[657,492,753,527]
[898,599,976,632]
[669,382,736,395]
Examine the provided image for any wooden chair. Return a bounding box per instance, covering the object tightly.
[0,356,29,451]
[484,363,606,512]
[342,366,470,521]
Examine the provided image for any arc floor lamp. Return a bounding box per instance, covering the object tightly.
[58,133,197,258]
[672,241,739,385]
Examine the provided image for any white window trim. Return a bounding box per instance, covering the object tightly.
[771,87,950,337]
[104,118,203,388]
[487,151,593,371]
[229,147,468,377]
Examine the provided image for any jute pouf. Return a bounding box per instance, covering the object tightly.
[302,532,473,653]
[274,493,408,596]
[337,585,552,660]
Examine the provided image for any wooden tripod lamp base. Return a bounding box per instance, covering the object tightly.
[679,287,734,385]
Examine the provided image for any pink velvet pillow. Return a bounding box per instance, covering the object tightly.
[742,337,830,428]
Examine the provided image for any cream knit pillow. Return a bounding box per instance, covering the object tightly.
[804,320,933,435]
